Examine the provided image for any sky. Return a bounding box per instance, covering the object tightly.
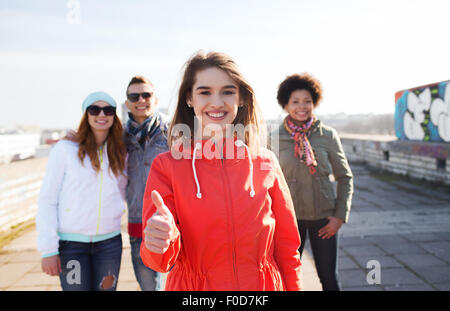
[0,0,449,129]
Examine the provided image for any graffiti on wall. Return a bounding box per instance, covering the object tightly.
[395,80,450,142]
[388,140,450,159]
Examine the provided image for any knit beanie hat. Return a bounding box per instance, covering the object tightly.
[82,91,117,112]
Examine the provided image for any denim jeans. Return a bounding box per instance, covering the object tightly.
[129,237,164,291]
[58,234,122,291]
[297,218,341,291]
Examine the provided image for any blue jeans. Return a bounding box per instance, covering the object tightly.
[58,234,122,291]
[297,218,341,291]
[129,237,163,291]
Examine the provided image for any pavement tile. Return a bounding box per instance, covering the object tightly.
[376,242,427,256]
[350,194,366,202]
[406,203,450,209]
[379,268,425,286]
[383,283,435,291]
[117,281,140,291]
[1,231,38,253]
[393,253,447,268]
[118,266,138,282]
[31,264,42,273]
[0,252,18,264]
[338,256,359,270]
[418,241,450,263]
[363,235,409,246]
[358,197,383,208]
[401,232,442,243]
[339,236,368,247]
[339,269,369,287]
[12,272,60,287]
[414,266,450,284]
[398,194,432,206]
[355,206,383,212]
[342,285,384,291]
[5,286,49,291]
[376,194,409,208]
[434,232,450,241]
[343,245,387,258]
[46,285,62,291]
[120,250,133,265]
[434,283,450,291]
[300,245,322,291]
[390,182,445,199]
[0,263,35,288]
[10,250,41,263]
[351,201,375,209]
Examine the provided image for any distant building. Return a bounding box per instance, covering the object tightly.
[0,132,40,164]
[40,129,66,145]
[121,101,130,124]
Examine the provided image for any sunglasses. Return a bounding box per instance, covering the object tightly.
[127,92,152,103]
[86,105,116,116]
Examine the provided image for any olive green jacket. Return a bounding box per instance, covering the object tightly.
[270,120,353,223]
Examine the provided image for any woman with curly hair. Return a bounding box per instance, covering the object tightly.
[273,73,353,291]
[37,91,127,291]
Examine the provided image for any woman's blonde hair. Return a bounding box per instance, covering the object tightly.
[168,50,265,155]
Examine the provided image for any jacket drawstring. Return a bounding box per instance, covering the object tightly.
[192,140,255,199]
[192,143,202,199]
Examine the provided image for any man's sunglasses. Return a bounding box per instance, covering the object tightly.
[127,92,152,103]
[86,105,116,116]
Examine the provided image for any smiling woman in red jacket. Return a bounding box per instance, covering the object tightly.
[140,51,302,291]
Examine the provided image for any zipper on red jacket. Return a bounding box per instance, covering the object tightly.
[220,158,240,290]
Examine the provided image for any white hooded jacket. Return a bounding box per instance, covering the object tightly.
[36,140,127,257]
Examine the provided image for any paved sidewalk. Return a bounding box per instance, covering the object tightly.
[337,164,450,290]
[0,222,140,291]
[0,218,321,291]
[1,162,450,291]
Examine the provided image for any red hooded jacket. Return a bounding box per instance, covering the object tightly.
[140,138,302,290]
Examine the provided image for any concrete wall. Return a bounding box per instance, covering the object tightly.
[341,135,450,185]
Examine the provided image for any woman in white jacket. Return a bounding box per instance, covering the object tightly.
[36,91,127,291]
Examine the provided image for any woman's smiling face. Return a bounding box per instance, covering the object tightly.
[87,101,115,132]
[189,67,240,139]
[284,89,314,122]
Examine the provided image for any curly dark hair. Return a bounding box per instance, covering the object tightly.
[276,73,323,108]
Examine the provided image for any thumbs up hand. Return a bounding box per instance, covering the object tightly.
[144,190,179,254]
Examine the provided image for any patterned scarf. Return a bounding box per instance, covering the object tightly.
[125,112,160,149]
[283,115,317,174]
